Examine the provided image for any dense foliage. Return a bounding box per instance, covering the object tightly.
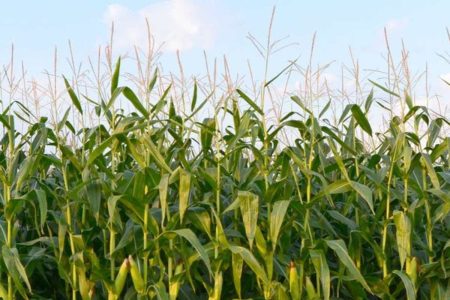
[0,58,449,299]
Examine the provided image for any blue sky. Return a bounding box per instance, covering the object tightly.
[1,0,449,105]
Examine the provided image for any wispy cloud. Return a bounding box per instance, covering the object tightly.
[104,0,222,52]
[372,17,410,50]
[384,18,409,34]
[374,18,409,44]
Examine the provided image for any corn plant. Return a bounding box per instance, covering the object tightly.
[0,54,449,300]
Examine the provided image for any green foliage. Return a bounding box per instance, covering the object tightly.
[0,62,448,300]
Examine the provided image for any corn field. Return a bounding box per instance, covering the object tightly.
[0,51,449,300]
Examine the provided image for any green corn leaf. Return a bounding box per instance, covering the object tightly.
[404,91,413,109]
[150,281,170,300]
[211,209,229,247]
[393,211,411,269]
[106,86,125,112]
[326,180,352,194]
[313,180,351,201]
[310,249,330,300]
[403,145,412,175]
[254,227,268,257]
[159,174,169,226]
[148,69,158,92]
[179,170,191,224]
[236,89,263,115]
[269,200,290,246]
[125,138,146,169]
[2,246,32,299]
[232,252,244,298]
[238,191,259,249]
[305,276,318,299]
[15,155,38,190]
[321,126,357,155]
[369,80,400,97]
[58,224,67,260]
[34,189,47,232]
[291,95,313,115]
[393,270,416,300]
[365,89,374,112]
[427,119,442,148]
[319,99,331,118]
[191,80,198,111]
[87,136,113,166]
[350,181,374,214]
[187,208,211,238]
[107,195,121,225]
[59,144,83,171]
[86,181,102,222]
[56,107,71,132]
[170,229,212,276]
[143,138,173,173]
[421,154,440,189]
[111,221,135,255]
[111,57,121,94]
[430,138,448,162]
[350,104,372,136]
[63,76,83,114]
[122,86,149,118]
[150,84,172,116]
[186,91,214,121]
[229,245,269,285]
[265,59,297,87]
[326,240,372,293]
[200,118,215,152]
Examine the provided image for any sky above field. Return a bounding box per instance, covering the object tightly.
[0,0,449,111]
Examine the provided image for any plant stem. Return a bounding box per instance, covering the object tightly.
[62,163,77,300]
[143,200,149,292]
[422,168,433,263]
[382,164,394,278]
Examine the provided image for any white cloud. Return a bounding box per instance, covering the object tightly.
[103,1,221,52]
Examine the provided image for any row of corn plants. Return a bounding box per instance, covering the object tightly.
[0,58,449,299]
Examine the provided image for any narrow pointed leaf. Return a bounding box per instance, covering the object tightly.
[310,249,330,300]
[351,104,372,135]
[122,86,149,118]
[270,200,290,246]
[326,240,372,293]
[236,89,263,115]
[111,57,121,94]
[229,245,269,285]
[393,270,416,300]
[238,191,259,249]
[170,229,212,276]
[63,76,83,114]
[179,170,191,224]
[393,211,411,269]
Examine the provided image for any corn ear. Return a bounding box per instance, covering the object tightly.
[406,256,419,287]
[209,271,223,300]
[169,263,183,300]
[128,255,145,294]
[114,258,129,297]
[289,261,300,299]
[0,282,7,299]
[305,276,317,300]
[78,268,91,300]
